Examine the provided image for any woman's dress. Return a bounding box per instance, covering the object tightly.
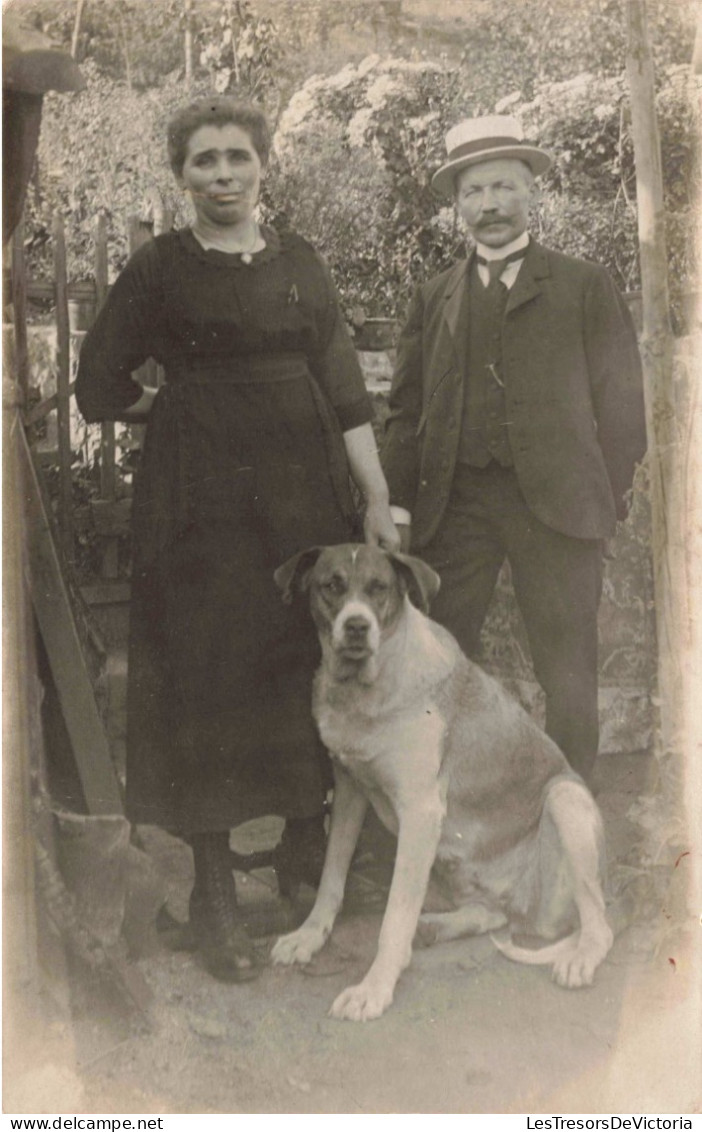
[76,226,372,833]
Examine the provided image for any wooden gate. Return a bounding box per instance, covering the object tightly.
[8,212,171,815]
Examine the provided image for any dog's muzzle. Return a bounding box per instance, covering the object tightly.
[332,601,380,659]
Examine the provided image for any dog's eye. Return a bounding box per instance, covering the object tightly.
[322,577,345,595]
[366,580,389,597]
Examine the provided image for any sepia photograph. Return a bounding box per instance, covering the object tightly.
[3,0,701,1117]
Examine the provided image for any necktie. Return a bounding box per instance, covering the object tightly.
[476,247,527,286]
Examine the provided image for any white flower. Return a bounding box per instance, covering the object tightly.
[357,54,381,79]
[495,92,522,113]
[366,73,405,109]
[325,62,359,90]
[407,112,440,133]
[348,108,375,149]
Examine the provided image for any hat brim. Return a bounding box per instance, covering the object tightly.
[431,144,552,198]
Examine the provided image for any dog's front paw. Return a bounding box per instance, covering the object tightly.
[329,977,394,1022]
[552,927,613,989]
[271,924,328,967]
[552,948,595,989]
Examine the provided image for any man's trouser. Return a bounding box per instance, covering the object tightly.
[421,462,604,782]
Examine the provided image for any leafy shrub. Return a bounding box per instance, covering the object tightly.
[268,54,699,323]
[268,57,467,317]
[517,67,700,322]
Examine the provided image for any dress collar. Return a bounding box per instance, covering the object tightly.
[179,224,282,269]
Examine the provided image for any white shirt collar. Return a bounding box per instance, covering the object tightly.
[474,231,530,261]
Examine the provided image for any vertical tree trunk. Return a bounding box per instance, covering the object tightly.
[118,3,132,90]
[692,2,702,74]
[184,0,194,89]
[70,0,86,60]
[230,1,240,87]
[625,2,686,771]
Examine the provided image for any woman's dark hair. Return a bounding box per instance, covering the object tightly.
[167,97,272,176]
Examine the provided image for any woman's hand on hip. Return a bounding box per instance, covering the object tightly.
[363,497,401,551]
[123,385,158,418]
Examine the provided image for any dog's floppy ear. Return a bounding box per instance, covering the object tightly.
[274,546,323,605]
[388,551,440,614]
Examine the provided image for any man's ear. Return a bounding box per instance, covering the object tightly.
[528,178,541,207]
[273,547,323,605]
[388,551,440,614]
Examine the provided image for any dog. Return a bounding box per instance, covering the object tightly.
[270,544,613,1021]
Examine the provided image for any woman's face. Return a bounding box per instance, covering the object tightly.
[178,122,265,227]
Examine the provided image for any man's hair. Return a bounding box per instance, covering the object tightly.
[167,97,272,176]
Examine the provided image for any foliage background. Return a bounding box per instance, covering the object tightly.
[12,0,699,728]
[18,0,699,326]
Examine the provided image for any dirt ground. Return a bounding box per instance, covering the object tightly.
[6,752,701,1116]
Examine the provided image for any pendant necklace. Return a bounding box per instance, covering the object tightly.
[239,221,259,264]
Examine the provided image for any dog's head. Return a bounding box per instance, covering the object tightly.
[274,544,440,682]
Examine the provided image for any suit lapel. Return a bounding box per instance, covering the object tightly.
[441,257,470,377]
[429,241,550,401]
[505,240,550,314]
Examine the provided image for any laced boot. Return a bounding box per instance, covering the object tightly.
[190,832,259,983]
[272,812,328,900]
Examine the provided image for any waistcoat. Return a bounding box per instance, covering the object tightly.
[457,262,514,467]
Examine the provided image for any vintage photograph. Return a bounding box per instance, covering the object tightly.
[3,0,701,1116]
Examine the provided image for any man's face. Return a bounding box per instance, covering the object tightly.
[455,157,533,248]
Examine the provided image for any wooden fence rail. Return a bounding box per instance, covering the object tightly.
[8,213,136,816]
[15,212,175,591]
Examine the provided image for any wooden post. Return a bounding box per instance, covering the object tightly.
[95,214,119,579]
[625,2,686,765]
[70,0,86,59]
[153,209,173,388]
[118,2,133,90]
[184,0,194,89]
[128,216,158,389]
[19,424,124,815]
[53,215,75,567]
[11,225,30,408]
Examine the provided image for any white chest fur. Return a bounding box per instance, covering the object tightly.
[313,600,456,814]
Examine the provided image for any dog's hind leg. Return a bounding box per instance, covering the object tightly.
[416,903,507,947]
[540,777,613,988]
[272,764,368,967]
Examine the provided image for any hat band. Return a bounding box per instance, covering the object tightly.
[447,135,526,162]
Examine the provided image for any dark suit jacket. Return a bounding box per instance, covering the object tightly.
[382,239,647,546]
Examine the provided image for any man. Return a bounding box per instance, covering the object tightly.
[382,115,646,782]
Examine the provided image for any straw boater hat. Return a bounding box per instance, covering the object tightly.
[431,114,552,199]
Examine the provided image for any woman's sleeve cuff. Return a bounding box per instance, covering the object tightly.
[336,397,373,432]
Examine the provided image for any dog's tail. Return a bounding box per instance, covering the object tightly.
[490,929,578,966]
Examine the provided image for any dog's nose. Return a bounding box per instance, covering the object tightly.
[343,615,370,639]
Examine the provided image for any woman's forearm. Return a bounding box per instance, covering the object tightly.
[343,422,389,503]
[343,422,399,549]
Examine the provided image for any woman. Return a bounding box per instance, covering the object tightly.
[76,97,398,983]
